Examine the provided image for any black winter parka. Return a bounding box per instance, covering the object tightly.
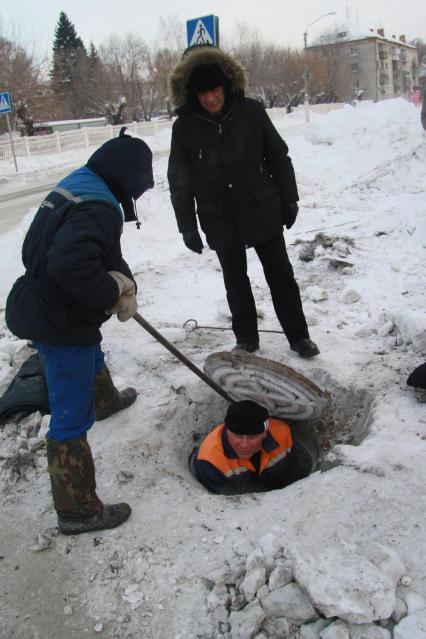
[6,131,153,347]
[168,96,299,251]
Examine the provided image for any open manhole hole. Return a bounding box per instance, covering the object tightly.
[191,351,373,467]
[199,352,375,467]
[171,352,375,482]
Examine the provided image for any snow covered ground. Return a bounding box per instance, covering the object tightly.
[0,99,426,639]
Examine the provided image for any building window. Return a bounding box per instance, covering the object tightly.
[350,47,357,56]
[351,63,359,72]
[338,31,348,38]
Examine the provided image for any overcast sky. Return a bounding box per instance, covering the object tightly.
[1,0,426,55]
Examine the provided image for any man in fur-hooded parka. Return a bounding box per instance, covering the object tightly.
[167,46,319,357]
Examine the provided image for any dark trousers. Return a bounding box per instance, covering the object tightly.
[216,234,309,345]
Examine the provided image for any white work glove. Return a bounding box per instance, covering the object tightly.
[107,271,138,322]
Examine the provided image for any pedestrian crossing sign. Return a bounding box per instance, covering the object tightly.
[186,15,219,47]
[0,92,12,114]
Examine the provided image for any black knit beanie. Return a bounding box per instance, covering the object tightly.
[188,63,227,93]
[225,400,269,435]
[86,128,153,223]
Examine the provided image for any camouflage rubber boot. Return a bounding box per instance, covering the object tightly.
[93,365,137,421]
[46,435,131,535]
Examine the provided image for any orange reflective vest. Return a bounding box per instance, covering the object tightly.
[195,419,294,495]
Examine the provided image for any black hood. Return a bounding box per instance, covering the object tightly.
[86,128,154,223]
[168,47,247,110]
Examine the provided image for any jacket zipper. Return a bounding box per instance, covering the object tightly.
[195,104,237,160]
[194,103,237,134]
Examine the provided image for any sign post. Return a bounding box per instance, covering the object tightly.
[186,15,219,48]
[0,92,18,172]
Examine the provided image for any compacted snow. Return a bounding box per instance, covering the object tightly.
[0,99,425,639]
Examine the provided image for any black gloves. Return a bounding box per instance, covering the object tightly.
[182,228,203,254]
[282,202,299,230]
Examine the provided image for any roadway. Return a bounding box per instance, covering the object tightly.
[0,170,71,235]
[0,148,170,236]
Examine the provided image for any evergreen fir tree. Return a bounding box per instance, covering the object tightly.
[51,12,86,87]
[53,12,85,53]
[88,41,99,63]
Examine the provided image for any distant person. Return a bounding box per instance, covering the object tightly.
[193,400,316,495]
[422,87,426,131]
[6,129,153,535]
[167,46,319,359]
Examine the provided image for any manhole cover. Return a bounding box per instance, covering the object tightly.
[204,351,328,420]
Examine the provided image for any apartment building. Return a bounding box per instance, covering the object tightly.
[309,25,418,102]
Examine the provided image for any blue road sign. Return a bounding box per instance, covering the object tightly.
[186,15,219,47]
[0,92,12,114]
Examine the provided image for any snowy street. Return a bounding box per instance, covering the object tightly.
[0,100,426,639]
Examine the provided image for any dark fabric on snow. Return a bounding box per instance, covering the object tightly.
[0,353,49,424]
[407,362,426,390]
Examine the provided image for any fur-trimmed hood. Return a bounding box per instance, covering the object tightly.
[168,47,248,109]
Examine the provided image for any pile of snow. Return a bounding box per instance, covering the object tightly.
[0,98,426,639]
[200,530,426,638]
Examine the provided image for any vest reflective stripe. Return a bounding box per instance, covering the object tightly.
[197,419,293,478]
[263,448,289,469]
[223,465,250,478]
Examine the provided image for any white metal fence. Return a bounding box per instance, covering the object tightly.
[0,120,172,162]
[0,102,356,162]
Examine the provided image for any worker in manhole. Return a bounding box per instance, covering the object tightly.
[192,400,316,495]
[167,45,319,359]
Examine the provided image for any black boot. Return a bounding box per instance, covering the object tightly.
[290,338,320,358]
[232,341,260,353]
[94,365,137,421]
[46,435,131,535]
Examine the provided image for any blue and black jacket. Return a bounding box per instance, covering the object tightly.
[6,132,153,346]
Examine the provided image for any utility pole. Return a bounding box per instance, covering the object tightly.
[303,12,337,123]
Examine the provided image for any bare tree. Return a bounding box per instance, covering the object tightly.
[156,15,185,53]
[307,45,346,103]
[230,22,305,108]
[0,35,46,135]
[153,17,185,117]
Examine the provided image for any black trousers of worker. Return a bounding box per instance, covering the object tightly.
[216,234,309,346]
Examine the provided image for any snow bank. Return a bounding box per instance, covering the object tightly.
[0,98,426,638]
